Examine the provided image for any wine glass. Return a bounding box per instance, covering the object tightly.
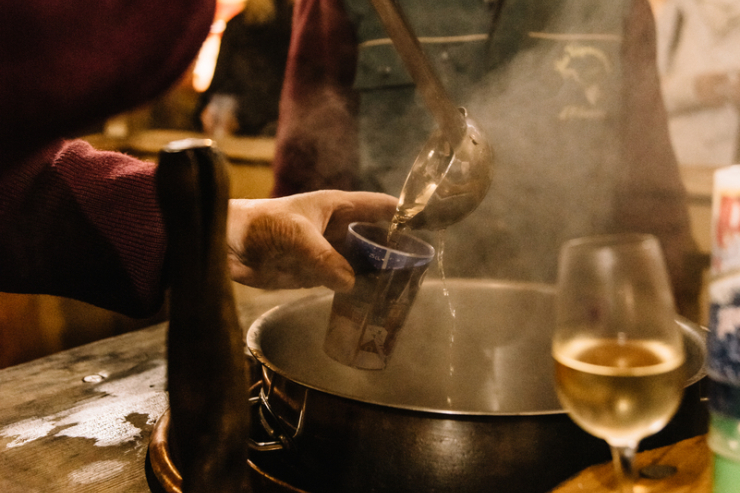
[552,234,685,493]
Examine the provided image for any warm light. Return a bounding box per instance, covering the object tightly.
[192,34,222,92]
[192,0,246,92]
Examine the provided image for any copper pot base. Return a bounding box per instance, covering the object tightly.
[148,408,309,493]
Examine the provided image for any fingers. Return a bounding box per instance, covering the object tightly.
[225,191,398,291]
[226,205,356,291]
[314,191,398,244]
[321,191,398,223]
[305,242,355,292]
[228,238,355,291]
[261,215,356,292]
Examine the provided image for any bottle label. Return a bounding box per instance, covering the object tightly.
[708,275,740,385]
[711,166,740,276]
[709,380,740,419]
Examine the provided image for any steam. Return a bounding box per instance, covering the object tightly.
[376,2,634,284]
[446,27,625,283]
[276,2,660,285]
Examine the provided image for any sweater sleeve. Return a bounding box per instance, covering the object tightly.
[270,0,361,196]
[0,139,167,318]
[0,0,217,316]
[0,0,215,162]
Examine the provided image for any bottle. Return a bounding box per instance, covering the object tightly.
[708,166,740,492]
[708,411,740,492]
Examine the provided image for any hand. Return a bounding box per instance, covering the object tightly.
[226,190,398,291]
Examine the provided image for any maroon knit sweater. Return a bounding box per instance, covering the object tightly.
[0,0,215,317]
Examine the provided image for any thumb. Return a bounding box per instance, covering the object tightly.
[300,226,355,292]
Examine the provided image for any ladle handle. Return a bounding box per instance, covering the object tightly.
[369,0,466,148]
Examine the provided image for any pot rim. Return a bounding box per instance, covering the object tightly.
[246,279,706,417]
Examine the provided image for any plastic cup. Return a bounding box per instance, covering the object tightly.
[323,222,435,370]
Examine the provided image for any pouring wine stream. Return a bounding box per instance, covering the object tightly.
[366,0,493,405]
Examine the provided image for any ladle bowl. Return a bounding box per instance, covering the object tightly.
[396,109,493,231]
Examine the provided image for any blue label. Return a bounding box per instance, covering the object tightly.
[709,380,740,420]
[708,279,740,384]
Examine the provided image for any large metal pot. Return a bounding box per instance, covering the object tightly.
[246,280,707,492]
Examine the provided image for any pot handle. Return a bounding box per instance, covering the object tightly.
[248,380,307,452]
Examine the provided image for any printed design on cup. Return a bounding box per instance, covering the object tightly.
[323,222,434,370]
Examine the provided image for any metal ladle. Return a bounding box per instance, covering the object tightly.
[370,0,493,230]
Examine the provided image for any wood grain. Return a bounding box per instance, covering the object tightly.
[0,287,323,493]
[551,435,711,492]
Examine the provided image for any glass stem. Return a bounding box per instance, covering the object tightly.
[609,443,637,493]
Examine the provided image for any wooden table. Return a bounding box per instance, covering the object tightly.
[0,322,168,492]
[0,284,714,492]
[0,287,317,493]
[551,435,712,492]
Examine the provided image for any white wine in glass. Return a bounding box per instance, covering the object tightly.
[552,234,685,493]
